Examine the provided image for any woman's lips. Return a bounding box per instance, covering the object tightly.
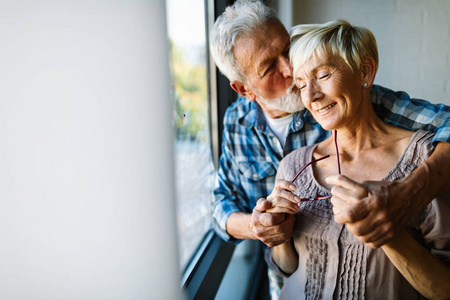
[317,103,336,115]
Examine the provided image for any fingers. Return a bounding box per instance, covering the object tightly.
[255,197,273,212]
[266,205,297,214]
[326,174,363,191]
[333,199,371,224]
[267,179,297,201]
[274,179,297,191]
[267,192,299,214]
[346,215,397,248]
[271,187,301,203]
[258,210,285,226]
[327,175,370,223]
[327,176,412,248]
[266,179,300,214]
[340,183,408,248]
[327,175,369,201]
[254,198,285,226]
[251,209,296,247]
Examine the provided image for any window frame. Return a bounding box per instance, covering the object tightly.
[180,0,271,299]
[181,230,235,299]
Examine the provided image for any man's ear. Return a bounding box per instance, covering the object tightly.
[230,80,257,101]
[360,56,377,88]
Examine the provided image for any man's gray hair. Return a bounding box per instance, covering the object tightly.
[209,0,278,82]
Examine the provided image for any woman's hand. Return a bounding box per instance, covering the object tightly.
[265,179,301,214]
[326,142,450,249]
[325,174,397,249]
[327,174,369,216]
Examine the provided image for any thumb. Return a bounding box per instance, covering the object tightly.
[255,198,272,212]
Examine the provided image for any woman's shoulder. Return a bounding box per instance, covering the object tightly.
[404,130,435,164]
[283,145,316,165]
[385,126,434,165]
[277,145,317,179]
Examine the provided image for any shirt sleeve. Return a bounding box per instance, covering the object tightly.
[371,85,450,146]
[212,123,250,244]
[418,190,450,265]
[264,246,291,278]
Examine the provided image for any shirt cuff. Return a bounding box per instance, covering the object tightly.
[432,119,450,146]
[212,205,244,245]
[264,247,291,279]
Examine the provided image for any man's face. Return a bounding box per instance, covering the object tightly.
[234,19,302,113]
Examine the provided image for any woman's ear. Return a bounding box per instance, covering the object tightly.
[230,80,257,101]
[360,56,377,88]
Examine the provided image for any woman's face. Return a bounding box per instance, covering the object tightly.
[295,55,363,130]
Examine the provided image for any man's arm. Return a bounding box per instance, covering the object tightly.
[328,142,450,248]
[382,230,450,299]
[215,165,296,247]
[330,86,450,248]
[213,115,295,246]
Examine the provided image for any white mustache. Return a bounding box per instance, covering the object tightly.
[284,82,297,96]
[257,83,304,113]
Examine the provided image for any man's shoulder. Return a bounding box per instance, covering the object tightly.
[371,84,412,103]
[225,96,252,116]
[223,96,254,125]
[278,144,316,178]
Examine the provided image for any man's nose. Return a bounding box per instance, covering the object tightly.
[279,56,293,78]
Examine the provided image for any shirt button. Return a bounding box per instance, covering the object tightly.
[296,121,301,126]
[273,138,278,143]
[253,174,258,178]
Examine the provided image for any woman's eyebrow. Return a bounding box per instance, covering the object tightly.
[296,63,337,81]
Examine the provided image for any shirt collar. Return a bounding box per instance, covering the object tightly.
[238,99,316,133]
[238,100,267,131]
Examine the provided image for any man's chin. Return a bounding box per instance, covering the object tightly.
[259,93,304,113]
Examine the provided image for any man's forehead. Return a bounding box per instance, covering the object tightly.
[234,22,290,73]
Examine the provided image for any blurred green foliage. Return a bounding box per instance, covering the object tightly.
[169,42,209,143]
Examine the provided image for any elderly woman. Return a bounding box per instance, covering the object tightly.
[265,20,450,299]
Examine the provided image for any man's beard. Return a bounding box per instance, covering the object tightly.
[255,83,304,113]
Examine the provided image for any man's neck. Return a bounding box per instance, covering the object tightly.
[256,100,291,119]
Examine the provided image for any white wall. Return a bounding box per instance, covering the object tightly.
[284,0,450,106]
[0,1,182,299]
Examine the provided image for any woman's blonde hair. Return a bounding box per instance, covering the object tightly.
[290,20,378,79]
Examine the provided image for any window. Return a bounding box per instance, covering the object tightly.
[166,0,215,268]
[166,1,271,299]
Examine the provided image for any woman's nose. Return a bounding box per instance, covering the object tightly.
[303,82,323,103]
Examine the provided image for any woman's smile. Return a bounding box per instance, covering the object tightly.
[316,102,337,115]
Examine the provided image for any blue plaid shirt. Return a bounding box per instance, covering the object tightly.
[213,84,450,243]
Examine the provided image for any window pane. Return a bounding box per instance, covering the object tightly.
[166,0,215,268]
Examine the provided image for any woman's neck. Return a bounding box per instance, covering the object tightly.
[313,105,414,187]
[327,101,392,157]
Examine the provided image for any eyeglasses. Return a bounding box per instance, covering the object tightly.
[293,130,341,202]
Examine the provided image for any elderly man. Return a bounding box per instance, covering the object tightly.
[210,0,450,296]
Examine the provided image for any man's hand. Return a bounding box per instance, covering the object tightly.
[250,198,295,247]
[327,142,450,248]
[327,174,414,249]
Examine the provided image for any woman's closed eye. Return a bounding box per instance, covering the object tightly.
[318,73,331,80]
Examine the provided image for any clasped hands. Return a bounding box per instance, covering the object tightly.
[252,175,412,248]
